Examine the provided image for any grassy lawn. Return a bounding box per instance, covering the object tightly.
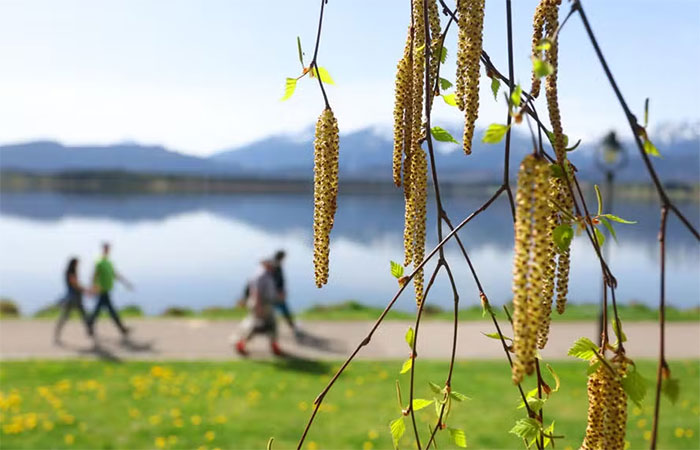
[0,359,698,449]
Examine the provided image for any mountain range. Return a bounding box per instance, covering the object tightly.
[0,122,698,183]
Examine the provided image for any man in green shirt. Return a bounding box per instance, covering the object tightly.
[88,242,133,336]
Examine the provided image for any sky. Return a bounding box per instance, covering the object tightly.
[0,0,698,156]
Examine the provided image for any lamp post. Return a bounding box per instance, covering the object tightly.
[595,131,627,339]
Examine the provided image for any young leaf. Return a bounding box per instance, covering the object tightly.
[532,57,554,78]
[439,78,453,90]
[643,138,660,157]
[612,319,627,343]
[594,227,606,248]
[482,124,510,144]
[405,327,415,348]
[621,366,647,407]
[482,332,513,342]
[509,418,541,443]
[448,428,467,448]
[431,126,459,144]
[600,214,637,224]
[546,130,569,148]
[296,36,304,67]
[310,66,335,85]
[549,164,565,179]
[439,46,448,64]
[390,417,406,449]
[390,261,404,279]
[542,421,556,448]
[442,93,457,107]
[281,78,298,101]
[644,98,650,128]
[429,381,443,394]
[449,391,470,402]
[662,378,679,404]
[490,77,500,100]
[545,364,560,393]
[511,84,522,108]
[535,38,552,51]
[594,185,603,216]
[400,358,413,374]
[412,398,434,411]
[567,337,598,361]
[552,224,574,252]
[517,397,545,413]
[599,217,617,242]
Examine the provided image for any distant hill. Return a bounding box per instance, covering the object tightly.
[1,122,697,183]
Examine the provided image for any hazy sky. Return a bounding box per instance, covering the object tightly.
[0,0,698,156]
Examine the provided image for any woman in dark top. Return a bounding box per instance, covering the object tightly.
[54,257,92,343]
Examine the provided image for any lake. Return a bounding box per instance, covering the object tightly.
[0,191,698,315]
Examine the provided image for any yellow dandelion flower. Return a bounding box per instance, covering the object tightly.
[675,427,684,438]
[637,419,647,428]
[191,415,202,426]
[205,430,216,442]
[149,415,162,425]
[155,436,166,448]
[64,434,75,445]
[42,420,54,431]
[643,430,651,441]
[307,442,319,450]
[173,418,184,428]
[363,441,373,450]
[368,429,379,440]
[685,429,694,438]
[298,401,309,411]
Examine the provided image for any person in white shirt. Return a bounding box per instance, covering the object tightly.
[234,259,283,356]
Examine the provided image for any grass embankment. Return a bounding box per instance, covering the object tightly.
[6,299,698,322]
[0,360,698,449]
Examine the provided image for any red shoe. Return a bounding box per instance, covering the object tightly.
[235,340,248,356]
[270,342,283,357]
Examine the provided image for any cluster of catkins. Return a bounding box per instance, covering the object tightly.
[581,356,629,450]
[455,0,485,155]
[312,108,339,288]
[510,154,571,383]
[392,0,443,305]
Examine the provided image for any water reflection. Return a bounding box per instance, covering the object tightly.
[0,191,698,315]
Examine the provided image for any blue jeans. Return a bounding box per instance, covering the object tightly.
[88,292,127,334]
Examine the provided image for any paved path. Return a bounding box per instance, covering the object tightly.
[1,319,698,361]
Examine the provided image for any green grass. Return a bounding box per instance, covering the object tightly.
[9,300,700,322]
[0,360,698,449]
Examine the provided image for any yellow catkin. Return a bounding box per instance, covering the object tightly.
[411,146,428,305]
[536,173,557,349]
[312,108,339,288]
[582,358,629,450]
[529,0,548,98]
[393,27,414,188]
[427,0,442,92]
[554,170,572,314]
[455,0,485,155]
[511,155,537,384]
[543,0,565,163]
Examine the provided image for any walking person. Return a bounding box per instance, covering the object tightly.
[54,257,92,343]
[233,259,283,356]
[88,242,133,337]
[270,250,302,338]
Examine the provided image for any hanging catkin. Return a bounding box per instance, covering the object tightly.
[554,168,572,314]
[393,27,414,188]
[312,108,339,288]
[529,0,548,98]
[427,0,442,93]
[536,177,558,349]
[581,358,629,450]
[455,0,485,155]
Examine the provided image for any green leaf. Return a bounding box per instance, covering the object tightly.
[511,84,522,108]
[439,78,453,90]
[405,327,415,348]
[280,78,297,101]
[449,391,470,402]
[509,418,541,443]
[553,224,574,252]
[390,417,406,449]
[412,398,434,411]
[517,397,545,413]
[535,38,552,51]
[594,184,603,216]
[296,36,304,67]
[439,46,448,64]
[546,130,569,148]
[662,378,679,404]
[594,227,606,248]
[391,261,404,279]
[567,337,598,361]
[644,138,660,157]
[611,319,627,343]
[490,77,500,100]
[442,93,457,107]
[431,126,459,144]
[448,428,467,448]
[543,421,555,448]
[482,124,510,144]
[532,57,554,78]
[599,217,617,242]
[600,214,637,224]
[549,164,565,179]
[587,360,602,375]
[481,332,512,342]
[621,365,647,407]
[644,98,650,128]
[310,66,335,85]
[429,381,443,394]
[400,358,413,374]
[434,397,442,417]
[545,364,560,393]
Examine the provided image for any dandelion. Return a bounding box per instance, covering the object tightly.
[191,415,202,426]
[149,415,162,425]
[42,420,54,431]
[64,434,75,445]
[205,430,216,442]
[298,401,309,412]
[155,437,167,448]
[363,441,374,450]
[307,442,319,450]
[675,427,684,438]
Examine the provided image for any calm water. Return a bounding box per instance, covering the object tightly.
[0,191,698,315]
